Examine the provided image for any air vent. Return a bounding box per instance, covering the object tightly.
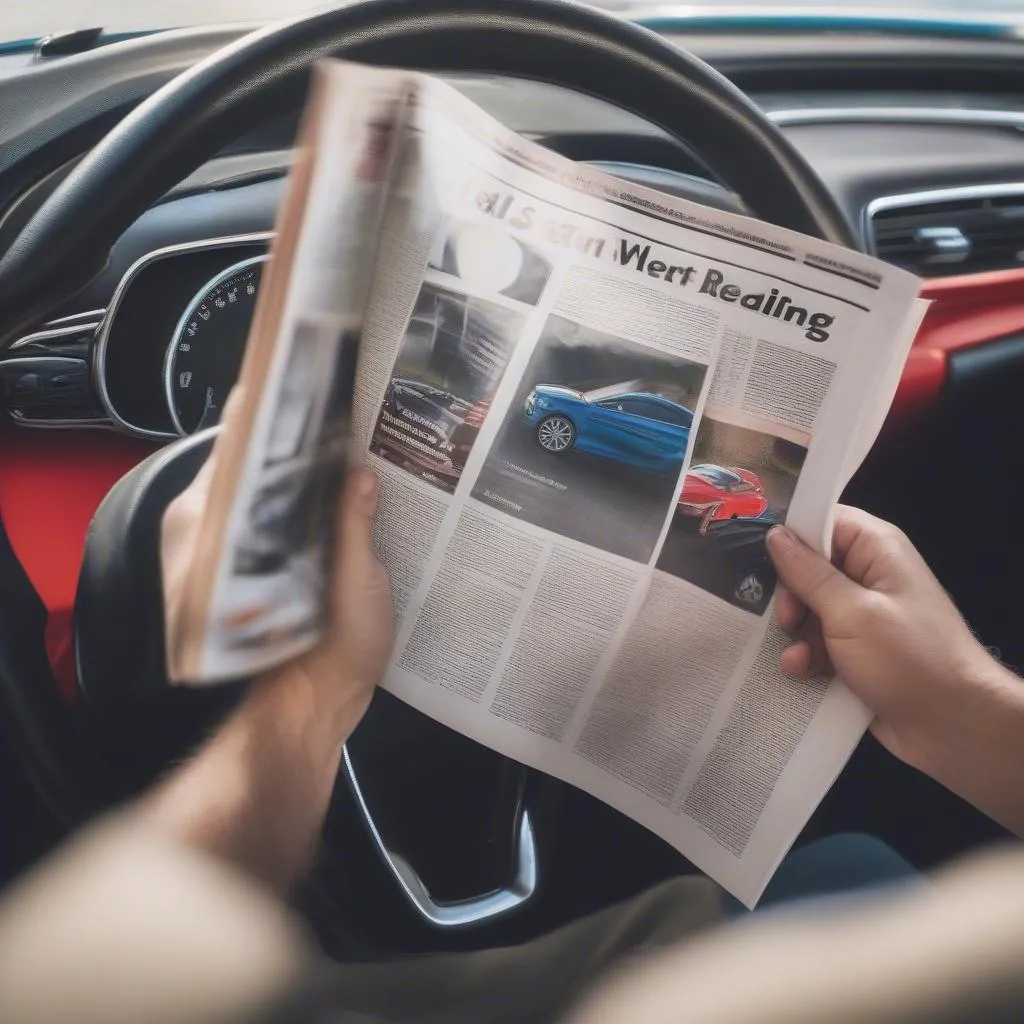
[868,185,1024,277]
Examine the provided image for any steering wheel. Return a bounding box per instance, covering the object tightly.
[0,0,856,933]
[0,0,854,341]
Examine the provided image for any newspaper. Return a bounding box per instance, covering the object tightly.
[168,61,926,905]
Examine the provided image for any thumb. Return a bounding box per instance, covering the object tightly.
[766,525,857,618]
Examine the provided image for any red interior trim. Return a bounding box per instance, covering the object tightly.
[892,267,1024,422]
[3,268,1024,699]
[0,431,157,697]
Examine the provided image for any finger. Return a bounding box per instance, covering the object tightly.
[831,506,915,592]
[799,617,832,676]
[779,628,831,679]
[779,639,816,678]
[832,504,893,557]
[766,525,859,619]
[774,583,807,634]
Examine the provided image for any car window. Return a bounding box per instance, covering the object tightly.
[599,397,656,419]
[9,3,1017,46]
[656,403,693,427]
[693,466,741,488]
[613,397,690,425]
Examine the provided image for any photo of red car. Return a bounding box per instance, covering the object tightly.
[677,464,768,531]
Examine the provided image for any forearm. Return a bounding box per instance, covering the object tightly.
[139,663,368,892]
[910,659,1024,838]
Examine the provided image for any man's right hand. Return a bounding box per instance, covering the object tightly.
[766,508,1010,775]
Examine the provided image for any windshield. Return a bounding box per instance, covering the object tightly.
[691,465,742,488]
[4,1,1024,43]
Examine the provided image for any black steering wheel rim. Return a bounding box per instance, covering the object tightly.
[0,0,855,347]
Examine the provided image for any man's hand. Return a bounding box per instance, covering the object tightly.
[152,396,392,889]
[243,463,392,779]
[162,390,391,738]
[767,507,1024,835]
[766,507,988,761]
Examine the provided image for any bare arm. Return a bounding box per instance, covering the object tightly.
[768,509,1024,837]
[143,463,392,892]
[913,659,1024,837]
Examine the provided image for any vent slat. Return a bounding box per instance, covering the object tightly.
[871,191,1024,277]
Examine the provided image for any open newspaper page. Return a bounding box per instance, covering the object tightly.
[347,65,924,905]
[172,58,925,903]
[168,63,413,682]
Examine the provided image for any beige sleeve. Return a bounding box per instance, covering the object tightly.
[567,845,1024,1024]
[0,814,309,1024]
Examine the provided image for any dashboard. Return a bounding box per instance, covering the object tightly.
[1,24,1024,441]
[96,235,270,438]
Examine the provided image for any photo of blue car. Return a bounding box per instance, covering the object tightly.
[523,384,693,473]
[472,315,708,562]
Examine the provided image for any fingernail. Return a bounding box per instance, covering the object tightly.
[767,525,794,551]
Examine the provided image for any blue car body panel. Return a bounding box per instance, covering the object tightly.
[523,385,693,472]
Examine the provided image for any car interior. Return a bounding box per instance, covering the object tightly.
[0,0,1022,960]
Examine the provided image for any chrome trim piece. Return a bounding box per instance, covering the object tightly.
[770,107,1024,131]
[164,254,270,437]
[863,181,1024,256]
[10,321,104,350]
[93,231,274,440]
[7,411,112,430]
[342,747,538,927]
[44,309,108,329]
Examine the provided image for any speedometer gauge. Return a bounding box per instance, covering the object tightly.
[165,255,268,434]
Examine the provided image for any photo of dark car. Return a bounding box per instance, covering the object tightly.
[656,506,783,614]
[450,397,491,473]
[695,509,784,614]
[370,283,522,492]
[373,377,473,487]
[522,384,693,473]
